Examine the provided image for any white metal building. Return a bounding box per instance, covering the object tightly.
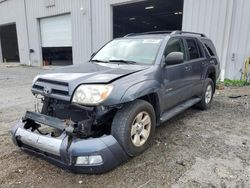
[0,0,249,80]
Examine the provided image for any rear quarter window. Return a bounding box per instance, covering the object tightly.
[202,39,217,57]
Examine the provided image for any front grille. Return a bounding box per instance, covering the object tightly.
[37,78,68,86]
[32,78,69,97]
[51,89,69,96]
[33,85,43,90]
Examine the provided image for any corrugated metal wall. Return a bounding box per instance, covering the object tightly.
[0,0,93,65]
[91,0,143,52]
[24,0,92,65]
[83,0,250,80]
[91,0,112,52]
[0,0,29,64]
[183,0,228,62]
[225,0,250,79]
[21,0,137,65]
[1,0,250,79]
[183,0,250,80]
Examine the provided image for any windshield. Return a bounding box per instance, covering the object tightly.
[92,38,163,65]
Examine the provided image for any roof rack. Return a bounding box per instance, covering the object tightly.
[124,30,207,37]
[171,30,207,37]
[124,31,173,37]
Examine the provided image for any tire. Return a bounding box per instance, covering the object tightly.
[196,78,214,110]
[111,99,156,157]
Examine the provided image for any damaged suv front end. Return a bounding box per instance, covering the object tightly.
[10,36,164,173]
[10,66,147,173]
[11,74,131,173]
[11,112,128,173]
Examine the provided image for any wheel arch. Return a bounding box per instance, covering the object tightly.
[205,66,216,92]
[137,93,161,125]
[120,80,162,125]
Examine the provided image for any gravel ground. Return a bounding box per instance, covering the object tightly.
[0,65,250,188]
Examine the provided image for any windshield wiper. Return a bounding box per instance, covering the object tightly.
[109,59,137,64]
[90,59,108,63]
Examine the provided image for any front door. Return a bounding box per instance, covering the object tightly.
[162,37,193,111]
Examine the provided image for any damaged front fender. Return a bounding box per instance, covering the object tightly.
[120,80,162,103]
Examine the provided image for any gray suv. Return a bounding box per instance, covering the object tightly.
[11,31,220,173]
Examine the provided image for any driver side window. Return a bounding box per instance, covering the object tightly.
[164,38,186,59]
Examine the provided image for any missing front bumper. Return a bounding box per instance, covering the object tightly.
[22,111,94,138]
[10,112,128,173]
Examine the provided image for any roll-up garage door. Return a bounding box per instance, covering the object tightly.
[40,14,72,47]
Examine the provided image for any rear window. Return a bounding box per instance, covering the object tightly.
[202,39,217,57]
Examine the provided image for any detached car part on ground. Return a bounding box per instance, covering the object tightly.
[11,31,220,173]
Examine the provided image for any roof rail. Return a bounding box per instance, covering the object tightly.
[171,30,207,37]
[124,30,173,37]
[141,31,173,35]
[124,33,136,37]
[124,30,207,37]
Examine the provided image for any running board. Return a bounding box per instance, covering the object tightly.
[160,98,201,123]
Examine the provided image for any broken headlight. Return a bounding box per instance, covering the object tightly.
[72,85,113,105]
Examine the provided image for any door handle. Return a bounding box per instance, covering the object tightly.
[185,65,192,71]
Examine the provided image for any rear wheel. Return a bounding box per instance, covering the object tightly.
[196,78,214,110]
[111,100,156,157]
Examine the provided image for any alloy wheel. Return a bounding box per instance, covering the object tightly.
[131,111,151,147]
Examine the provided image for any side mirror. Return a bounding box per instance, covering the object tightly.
[165,52,184,66]
[90,52,97,59]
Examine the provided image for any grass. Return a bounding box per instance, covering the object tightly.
[217,79,250,87]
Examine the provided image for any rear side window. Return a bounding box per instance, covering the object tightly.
[202,39,217,57]
[186,39,200,60]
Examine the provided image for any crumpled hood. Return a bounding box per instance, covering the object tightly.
[37,62,148,84]
[32,62,149,101]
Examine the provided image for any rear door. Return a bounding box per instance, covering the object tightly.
[162,37,193,111]
[201,39,220,77]
[184,38,206,96]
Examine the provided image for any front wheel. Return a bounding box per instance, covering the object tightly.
[196,78,214,110]
[111,100,156,157]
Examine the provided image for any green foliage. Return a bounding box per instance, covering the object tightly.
[221,79,250,87]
